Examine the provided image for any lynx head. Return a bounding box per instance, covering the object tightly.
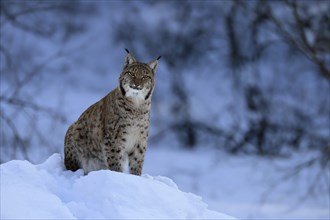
[119,49,160,101]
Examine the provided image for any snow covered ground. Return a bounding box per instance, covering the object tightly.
[144,148,329,219]
[1,153,235,220]
[1,148,328,219]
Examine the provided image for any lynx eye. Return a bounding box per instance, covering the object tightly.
[142,76,151,80]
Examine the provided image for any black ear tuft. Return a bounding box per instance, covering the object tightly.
[156,56,162,60]
[125,48,130,53]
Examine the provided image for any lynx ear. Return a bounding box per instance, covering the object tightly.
[124,48,136,68]
[148,56,161,73]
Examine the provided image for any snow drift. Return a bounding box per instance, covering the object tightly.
[1,154,234,219]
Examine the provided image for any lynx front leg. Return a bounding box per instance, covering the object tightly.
[105,145,124,172]
[128,143,146,176]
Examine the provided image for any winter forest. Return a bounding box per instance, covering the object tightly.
[1,0,329,219]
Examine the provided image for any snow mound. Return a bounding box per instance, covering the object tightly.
[1,154,235,219]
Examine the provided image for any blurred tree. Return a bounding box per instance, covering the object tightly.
[0,0,95,162]
[222,0,329,156]
[1,0,328,164]
[223,1,329,198]
[113,0,329,157]
[265,0,330,81]
[113,1,225,148]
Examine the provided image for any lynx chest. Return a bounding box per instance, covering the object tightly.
[122,121,148,153]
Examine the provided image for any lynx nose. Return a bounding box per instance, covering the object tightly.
[130,83,142,90]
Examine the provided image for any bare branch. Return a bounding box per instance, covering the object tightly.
[0,110,30,161]
[265,1,330,81]
[0,96,66,122]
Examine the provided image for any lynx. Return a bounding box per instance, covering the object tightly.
[64,49,160,175]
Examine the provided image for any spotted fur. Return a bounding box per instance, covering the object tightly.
[64,50,159,175]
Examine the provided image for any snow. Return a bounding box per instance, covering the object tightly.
[144,148,330,219]
[0,154,235,220]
